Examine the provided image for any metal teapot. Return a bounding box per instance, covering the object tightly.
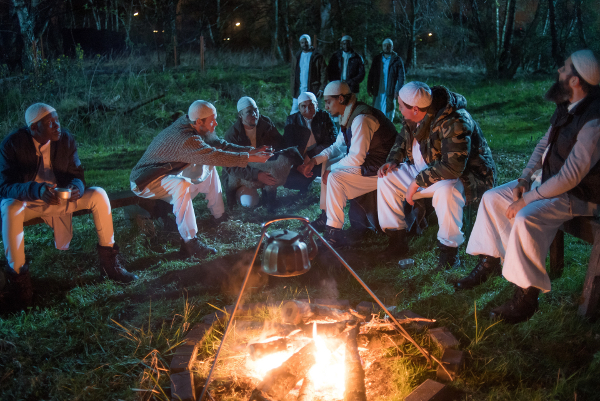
[262,226,318,277]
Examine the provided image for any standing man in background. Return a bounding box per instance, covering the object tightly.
[290,34,327,115]
[367,38,405,121]
[327,36,365,94]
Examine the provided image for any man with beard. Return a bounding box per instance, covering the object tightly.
[326,36,365,94]
[131,100,272,258]
[367,38,405,121]
[455,50,600,324]
[290,34,327,115]
[223,96,283,209]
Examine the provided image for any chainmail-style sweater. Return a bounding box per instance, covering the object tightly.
[130,116,252,191]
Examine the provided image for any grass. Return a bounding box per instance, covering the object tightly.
[1,52,600,400]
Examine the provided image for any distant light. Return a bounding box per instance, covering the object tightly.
[428,33,433,36]
[162,30,164,32]
[235,22,241,26]
[134,12,139,16]
[225,37,230,41]
[153,30,158,33]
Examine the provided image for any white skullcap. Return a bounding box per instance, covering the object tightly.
[382,38,393,46]
[341,35,352,42]
[399,81,432,108]
[25,103,56,126]
[298,92,317,105]
[188,100,216,121]
[324,81,351,97]
[571,50,600,86]
[237,96,257,112]
[299,34,311,45]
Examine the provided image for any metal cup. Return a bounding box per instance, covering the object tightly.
[398,258,415,269]
[55,188,72,200]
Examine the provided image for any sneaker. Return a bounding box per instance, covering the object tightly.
[97,244,138,283]
[454,255,501,290]
[490,286,539,324]
[181,237,218,258]
[310,211,327,232]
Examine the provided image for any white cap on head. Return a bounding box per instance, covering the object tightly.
[25,103,56,126]
[341,35,352,42]
[571,50,600,86]
[298,92,317,105]
[382,38,393,46]
[237,96,257,112]
[398,81,432,108]
[299,34,311,45]
[188,100,216,122]
[324,81,351,97]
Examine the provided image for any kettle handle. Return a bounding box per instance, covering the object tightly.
[305,229,318,261]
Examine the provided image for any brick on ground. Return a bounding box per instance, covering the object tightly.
[436,348,465,382]
[171,370,195,401]
[171,355,193,373]
[429,327,460,350]
[405,379,450,401]
[183,323,212,345]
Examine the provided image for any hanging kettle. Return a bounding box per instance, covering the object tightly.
[262,226,318,277]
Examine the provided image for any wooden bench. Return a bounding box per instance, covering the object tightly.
[549,216,600,317]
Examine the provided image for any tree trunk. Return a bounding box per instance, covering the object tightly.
[12,0,36,72]
[548,0,561,67]
[574,0,587,47]
[497,0,516,77]
[272,0,283,59]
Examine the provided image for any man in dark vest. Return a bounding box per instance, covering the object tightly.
[290,34,327,115]
[299,81,396,246]
[456,50,600,324]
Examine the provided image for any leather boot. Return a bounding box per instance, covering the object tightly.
[97,244,138,283]
[490,286,540,324]
[5,263,33,309]
[437,241,460,270]
[454,255,501,290]
[310,210,327,232]
[378,229,409,261]
[180,237,218,259]
[323,226,348,249]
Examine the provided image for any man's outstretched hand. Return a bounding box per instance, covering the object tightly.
[250,145,273,154]
[248,151,273,163]
[300,158,317,178]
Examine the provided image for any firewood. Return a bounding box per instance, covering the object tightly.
[281,300,355,325]
[360,317,436,333]
[249,338,289,360]
[297,376,314,401]
[253,341,317,400]
[344,326,366,401]
[300,321,349,337]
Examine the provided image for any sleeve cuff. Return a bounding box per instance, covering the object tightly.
[313,155,327,165]
[522,188,542,205]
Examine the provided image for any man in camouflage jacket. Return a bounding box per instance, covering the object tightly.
[377,82,496,269]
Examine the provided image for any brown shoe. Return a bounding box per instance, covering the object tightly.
[454,255,501,290]
[180,237,218,258]
[490,286,539,324]
[97,244,138,283]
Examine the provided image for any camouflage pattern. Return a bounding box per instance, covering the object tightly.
[386,85,496,204]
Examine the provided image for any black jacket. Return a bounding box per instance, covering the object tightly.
[327,50,365,94]
[0,127,85,201]
[367,51,405,101]
[283,110,336,159]
[223,115,283,181]
[291,48,327,98]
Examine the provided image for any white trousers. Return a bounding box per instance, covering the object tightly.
[466,180,595,292]
[1,187,115,272]
[326,168,378,228]
[133,166,224,241]
[374,94,396,121]
[377,163,466,247]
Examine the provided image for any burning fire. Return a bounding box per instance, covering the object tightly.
[245,323,346,399]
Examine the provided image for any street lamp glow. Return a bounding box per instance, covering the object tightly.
[134,12,139,16]
[235,22,241,26]
[428,33,433,36]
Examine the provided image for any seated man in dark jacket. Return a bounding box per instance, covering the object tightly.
[223,96,284,209]
[283,92,336,193]
[0,103,137,309]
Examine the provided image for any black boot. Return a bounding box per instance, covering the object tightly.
[5,263,33,309]
[490,286,540,324]
[454,255,501,290]
[310,210,327,232]
[323,226,348,249]
[437,241,460,270]
[97,244,138,283]
[180,237,218,259]
[378,229,409,261]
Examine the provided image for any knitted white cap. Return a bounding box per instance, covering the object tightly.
[25,103,56,126]
[298,92,317,105]
[323,81,351,97]
[237,96,257,112]
[341,35,352,42]
[571,50,600,86]
[398,81,432,108]
[188,100,216,121]
[382,38,393,46]
[299,34,311,45]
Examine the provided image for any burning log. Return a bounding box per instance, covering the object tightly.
[249,338,289,360]
[344,326,366,401]
[300,321,349,337]
[251,341,317,400]
[281,300,356,325]
[297,376,315,401]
